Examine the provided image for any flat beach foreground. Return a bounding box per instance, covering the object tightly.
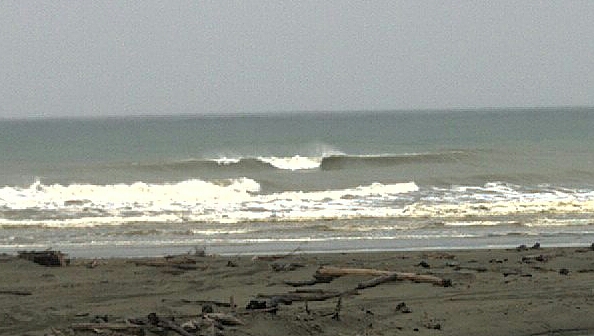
[1,246,594,336]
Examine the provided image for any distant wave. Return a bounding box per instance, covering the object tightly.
[319,151,469,170]
[132,151,471,172]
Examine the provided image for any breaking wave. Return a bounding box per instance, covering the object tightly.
[1,179,593,228]
[132,151,471,172]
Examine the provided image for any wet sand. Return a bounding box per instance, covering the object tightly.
[1,246,594,336]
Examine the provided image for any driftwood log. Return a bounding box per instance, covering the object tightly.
[313,266,452,287]
[18,250,69,267]
[0,290,32,296]
[131,258,207,271]
[256,289,356,305]
[147,313,195,336]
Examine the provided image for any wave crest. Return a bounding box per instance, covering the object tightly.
[139,151,471,172]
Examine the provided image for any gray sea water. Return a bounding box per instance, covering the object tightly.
[1,108,593,257]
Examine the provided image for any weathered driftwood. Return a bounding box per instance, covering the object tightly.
[256,289,356,305]
[315,266,452,287]
[242,306,279,314]
[285,274,335,286]
[356,273,401,289]
[205,313,244,326]
[251,247,302,261]
[0,289,32,296]
[316,266,394,277]
[521,254,552,263]
[177,299,232,307]
[454,265,488,272]
[18,250,69,267]
[147,313,194,336]
[332,296,342,321]
[132,259,206,270]
[251,255,288,261]
[270,262,305,272]
[70,323,144,335]
[284,278,320,287]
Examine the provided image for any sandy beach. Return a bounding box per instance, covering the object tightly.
[1,245,594,336]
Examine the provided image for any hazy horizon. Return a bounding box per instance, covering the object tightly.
[2,1,594,119]
[2,105,593,122]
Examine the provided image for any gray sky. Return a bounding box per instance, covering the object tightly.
[1,1,593,118]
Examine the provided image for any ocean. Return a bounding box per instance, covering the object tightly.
[1,108,593,257]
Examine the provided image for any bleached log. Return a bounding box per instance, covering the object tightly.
[315,266,451,287]
[356,273,401,289]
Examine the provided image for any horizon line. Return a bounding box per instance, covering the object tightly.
[1,105,593,121]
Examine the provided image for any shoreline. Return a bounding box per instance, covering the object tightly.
[3,233,593,259]
[2,245,594,335]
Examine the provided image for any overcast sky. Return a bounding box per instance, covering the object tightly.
[1,1,593,118]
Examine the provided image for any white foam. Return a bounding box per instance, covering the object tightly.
[213,157,241,165]
[0,178,260,210]
[1,179,593,227]
[259,155,323,170]
[0,180,419,226]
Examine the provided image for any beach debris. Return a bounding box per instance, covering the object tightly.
[395,302,412,313]
[421,312,442,330]
[357,273,403,290]
[181,314,241,335]
[531,242,541,249]
[86,259,100,269]
[559,268,570,275]
[314,266,452,287]
[446,261,460,267]
[331,296,342,321]
[202,304,214,314]
[421,252,456,260]
[284,277,333,287]
[147,312,195,336]
[47,327,67,336]
[489,258,507,264]
[417,260,431,268]
[516,244,528,251]
[205,313,244,326]
[246,299,269,309]
[454,265,488,272]
[131,255,208,271]
[270,262,305,272]
[424,320,442,330]
[288,266,452,289]
[256,289,352,306]
[0,289,32,296]
[175,299,232,308]
[18,249,69,267]
[262,266,452,316]
[251,247,302,262]
[521,254,551,263]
